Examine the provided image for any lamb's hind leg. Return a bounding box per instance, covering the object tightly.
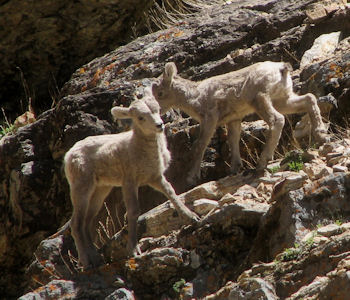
[84,186,112,267]
[253,92,285,170]
[70,180,96,269]
[275,93,328,144]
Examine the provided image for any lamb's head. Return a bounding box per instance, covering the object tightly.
[152,62,178,113]
[111,90,164,136]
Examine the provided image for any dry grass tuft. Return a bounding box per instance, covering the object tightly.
[146,0,226,30]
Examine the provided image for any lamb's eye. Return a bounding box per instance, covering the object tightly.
[158,91,163,97]
[138,116,144,121]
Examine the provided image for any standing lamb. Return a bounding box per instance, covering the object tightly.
[64,88,199,269]
[152,61,328,184]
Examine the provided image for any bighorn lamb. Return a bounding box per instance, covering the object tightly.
[64,89,199,269]
[152,61,328,183]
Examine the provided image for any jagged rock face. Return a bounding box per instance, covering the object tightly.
[0,0,153,117]
[21,138,350,299]
[1,0,350,298]
[301,36,350,122]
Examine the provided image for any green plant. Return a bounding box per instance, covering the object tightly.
[305,237,314,248]
[0,124,14,137]
[0,107,14,138]
[335,219,342,226]
[268,165,280,174]
[279,243,301,262]
[288,159,303,172]
[173,278,186,293]
[284,151,304,172]
[304,231,317,249]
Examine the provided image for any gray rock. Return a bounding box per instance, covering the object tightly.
[317,224,342,237]
[300,32,342,69]
[229,278,278,300]
[105,288,135,300]
[19,280,77,300]
[246,173,350,264]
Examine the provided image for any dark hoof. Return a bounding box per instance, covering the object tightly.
[83,254,105,271]
[242,168,264,177]
[242,168,255,176]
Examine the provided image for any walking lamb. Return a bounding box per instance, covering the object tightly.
[64,88,199,269]
[152,61,328,184]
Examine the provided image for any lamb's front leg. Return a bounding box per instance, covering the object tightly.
[122,181,141,256]
[150,176,200,223]
[187,115,217,184]
[227,120,243,174]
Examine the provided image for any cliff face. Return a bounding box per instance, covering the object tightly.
[1,0,350,299]
[0,0,154,117]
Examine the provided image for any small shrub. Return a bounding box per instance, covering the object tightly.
[0,107,14,138]
[279,243,301,262]
[288,160,304,172]
[283,150,304,172]
[0,123,14,138]
[304,231,317,249]
[268,165,280,174]
[173,278,186,293]
[335,219,342,226]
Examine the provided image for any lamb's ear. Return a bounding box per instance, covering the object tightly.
[111,106,131,120]
[163,62,177,83]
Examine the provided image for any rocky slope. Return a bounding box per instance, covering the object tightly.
[1,0,350,299]
[20,139,350,299]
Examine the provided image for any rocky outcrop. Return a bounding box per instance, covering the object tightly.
[1,0,350,298]
[0,0,154,117]
[21,138,350,299]
[208,223,350,300]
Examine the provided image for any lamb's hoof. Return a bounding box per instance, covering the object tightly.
[242,168,255,176]
[255,168,265,177]
[242,168,264,177]
[182,210,201,224]
[190,212,201,223]
[314,130,330,144]
[82,256,104,271]
[231,163,243,175]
